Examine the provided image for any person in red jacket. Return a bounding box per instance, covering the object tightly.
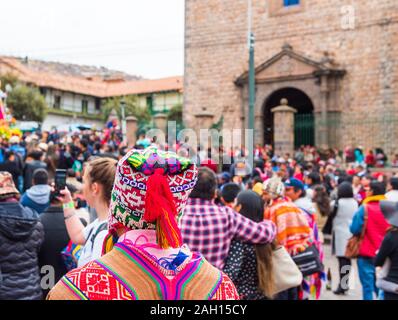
[350,181,390,300]
[365,149,376,168]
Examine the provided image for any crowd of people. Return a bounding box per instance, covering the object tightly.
[0,127,397,300]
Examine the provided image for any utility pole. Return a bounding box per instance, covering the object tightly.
[120,98,127,144]
[248,0,255,166]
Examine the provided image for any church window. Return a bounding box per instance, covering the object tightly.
[284,0,300,6]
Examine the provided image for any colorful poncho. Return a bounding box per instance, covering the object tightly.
[47,147,239,300]
[47,232,239,300]
[264,197,312,255]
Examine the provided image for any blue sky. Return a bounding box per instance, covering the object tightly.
[1,0,184,79]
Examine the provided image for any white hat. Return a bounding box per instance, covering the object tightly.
[38,142,48,152]
[263,176,285,199]
[9,136,20,144]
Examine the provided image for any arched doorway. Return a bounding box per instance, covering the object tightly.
[263,87,315,148]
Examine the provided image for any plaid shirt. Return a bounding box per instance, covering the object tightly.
[180,198,277,270]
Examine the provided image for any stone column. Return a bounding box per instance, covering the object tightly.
[319,74,329,150]
[271,99,297,156]
[254,113,264,146]
[153,113,168,134]
[126,116,138,147]
[194,107,214,132]
[194,107,215,153]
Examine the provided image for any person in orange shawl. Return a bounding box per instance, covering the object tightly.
[47,147,239,300]
[262,176,315,300]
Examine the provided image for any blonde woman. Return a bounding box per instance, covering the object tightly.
[59,157,117,267]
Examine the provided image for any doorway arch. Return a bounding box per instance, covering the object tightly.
[263,87,315,148]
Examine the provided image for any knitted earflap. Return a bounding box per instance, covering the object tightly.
[143,168,182,249]
[101,222,125,255]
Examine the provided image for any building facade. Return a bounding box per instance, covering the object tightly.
[0,57,183,131]
[184,0,398,155]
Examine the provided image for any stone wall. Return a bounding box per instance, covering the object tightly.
[185,0,398,155]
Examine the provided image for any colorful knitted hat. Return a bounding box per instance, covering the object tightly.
[263,175,285,199]
[104,146,198,252]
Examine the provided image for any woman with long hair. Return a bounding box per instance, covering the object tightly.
[313,184,331,239]
[58,157,117,267]
[44,143,59,182]
[223,190,275,299]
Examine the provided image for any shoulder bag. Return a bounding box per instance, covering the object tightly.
[345,205,368,259]
[292,245,324,277]
[272,245,303,295]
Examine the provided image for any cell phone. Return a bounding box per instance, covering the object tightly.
[54,169,67,196]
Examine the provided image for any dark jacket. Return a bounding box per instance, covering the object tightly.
[39,206,70,298]
[0,161,22,187]
[0,201,44,300]
[23,161,47,192]
[375,230,398,284]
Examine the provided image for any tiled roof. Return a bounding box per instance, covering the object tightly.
[0,56,183,98]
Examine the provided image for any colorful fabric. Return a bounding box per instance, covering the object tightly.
[0,171,19,199]
[0,102,5,121]
[299,209,326,300]
[180,198,276,270]
[252,182,263,196]
[61,241,83,271]
[106,146,198,250]
[47,240,239,300]
[264,198,312,255]
[223,240,268,300]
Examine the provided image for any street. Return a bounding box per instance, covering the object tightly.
[320,243,362,300]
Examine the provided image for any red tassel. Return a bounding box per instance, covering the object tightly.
[143,168,182,249]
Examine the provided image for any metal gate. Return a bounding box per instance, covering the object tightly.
[294,113,314,148]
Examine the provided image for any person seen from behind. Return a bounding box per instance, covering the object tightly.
[48,147,240,300]
[20,168,51,214]
[223,190,275,300]
[350,181,389,300]
[329,182,358,295]
[263,176,313,300]
[180,167,276,271]
[0,172,44,300]
[57,157,117,267]
[385,177,398,202]
[23,150,47,192]
[220,183,242,208]
[38,183,86,298]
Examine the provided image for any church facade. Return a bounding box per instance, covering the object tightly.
[184,0,398,155]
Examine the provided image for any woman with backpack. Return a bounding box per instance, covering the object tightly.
[58,157,117,268]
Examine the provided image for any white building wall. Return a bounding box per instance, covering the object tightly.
[42,113,104,131]
[87,98,97,114]
[43,88,102,114]
[62,92,77,112]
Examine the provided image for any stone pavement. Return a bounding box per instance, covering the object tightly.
[320,243,362,300]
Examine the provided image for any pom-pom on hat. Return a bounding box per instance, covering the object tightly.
[106,146,198,251]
